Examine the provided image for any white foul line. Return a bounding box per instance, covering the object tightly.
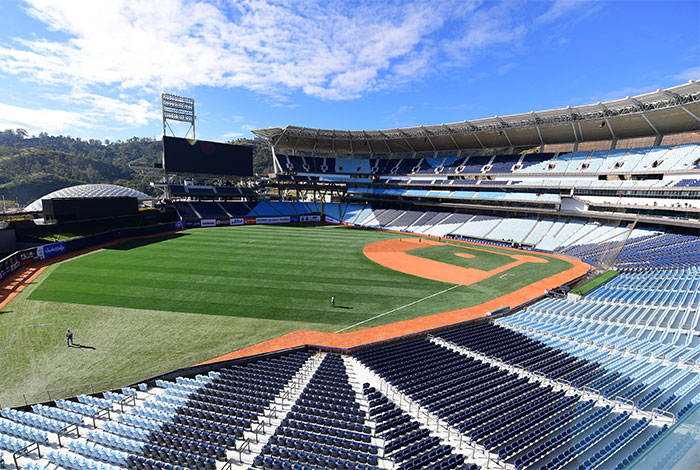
[334,284,463,333]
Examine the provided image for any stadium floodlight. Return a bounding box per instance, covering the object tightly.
[162,93,195,139]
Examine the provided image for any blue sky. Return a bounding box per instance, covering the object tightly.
[0,0,697,143]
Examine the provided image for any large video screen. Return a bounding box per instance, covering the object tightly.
[163,136,253,176]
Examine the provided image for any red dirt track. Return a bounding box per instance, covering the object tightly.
[201,236,590,364]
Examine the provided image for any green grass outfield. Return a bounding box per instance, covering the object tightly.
[0,224,572,406]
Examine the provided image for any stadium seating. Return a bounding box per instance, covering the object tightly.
[276,144,700,178]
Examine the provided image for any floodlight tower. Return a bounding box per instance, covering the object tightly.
[161,93,196,139]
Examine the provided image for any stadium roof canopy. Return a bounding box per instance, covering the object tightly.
[252,81,700,154]
[25,184,152,212]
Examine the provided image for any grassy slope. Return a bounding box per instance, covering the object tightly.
[1,225,572,406]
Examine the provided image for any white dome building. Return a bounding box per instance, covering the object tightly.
[25,184,152,212]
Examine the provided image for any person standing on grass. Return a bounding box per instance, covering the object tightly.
[331,296,336,307]
[66,328,73,347]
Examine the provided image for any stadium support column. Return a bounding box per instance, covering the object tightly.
[271,146,283,174]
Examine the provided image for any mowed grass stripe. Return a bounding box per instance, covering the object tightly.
[34,278,418,307]
[41,271,430,296]
[29,225,447,319]
[56,256,399,278]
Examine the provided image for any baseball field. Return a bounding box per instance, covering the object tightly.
[0,223,577,406]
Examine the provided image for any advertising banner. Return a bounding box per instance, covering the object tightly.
[301,215,321,222]
[324,215,341,224]
[200,219,216,227]
[174,220,186,230]
[244,217,257,225]
[230,218,244,226]
[0,258,20,281]
[290,215,301,223]
[37,241,66,260]
[256,216,290,224]
[19,247,39,262]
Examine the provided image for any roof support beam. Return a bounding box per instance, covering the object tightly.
[441,124,460,150]
[597,104,617,141]
[311,129,321,155]
[627,97,662,138]
[461,120,486,149]
[529,113,545,148]
[362,130,374,155]
[641,113,661,136]
[292,127,306,153]
[567,107,579,151]
[270,144,283,173]
[473,133,486,149]
[395,128,415,152]
[377,130,396,153]
[494,117,514,148]
[501,129,513,147]
[421,126,437,152]
[660,89,700,122]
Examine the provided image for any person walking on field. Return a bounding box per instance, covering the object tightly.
[331,296,336,307]
[66,329,73,347]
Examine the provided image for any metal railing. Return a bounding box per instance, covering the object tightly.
[0,369,168,409]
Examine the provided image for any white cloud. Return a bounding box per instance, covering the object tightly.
[498,63,517,76]
[535,0,596,24]
[0,101,92,133]
[0,0,450,100]
[69,91,159,126]
[672,66,700,83]
[0,0,603,135]
[0,0,547,103]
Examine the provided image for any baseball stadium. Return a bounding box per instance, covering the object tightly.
[1,81,700,470]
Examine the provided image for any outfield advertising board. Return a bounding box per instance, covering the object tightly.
[325,215,341,224]
[0,260,20,281]
[19,247,39,262]
[37,242,66,260]
[230,218,244,226]
[200,219,217,227]
[256,216,290,224]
